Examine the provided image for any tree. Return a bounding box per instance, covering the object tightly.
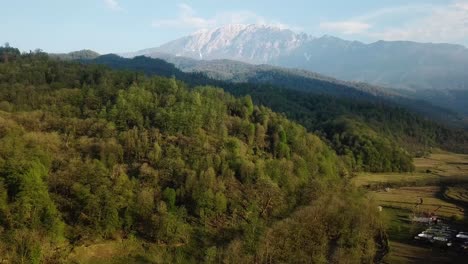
[163,187,177,210]
[214,192,227,214]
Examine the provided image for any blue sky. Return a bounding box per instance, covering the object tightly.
[1,0,468,53]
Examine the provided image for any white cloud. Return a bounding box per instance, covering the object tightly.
[152,3,215,29]
[151,3,293,30]
[454,1,468,10]
[103,0,123,11]
[371,1,468,44]
[319,1,468,45]
[320,21,371,34]
[353,4,436,21]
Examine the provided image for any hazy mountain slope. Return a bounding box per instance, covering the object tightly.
[90,54,377,99]
[277,38,468,91]
[132,24,468,93]
[92,54,181,77]
[85,54,468,157]
[115,53,464,125]
[396,88,468,116]
[90,54,401,103]
[49,49,100,60]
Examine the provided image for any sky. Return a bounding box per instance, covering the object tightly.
[1,0,468,54]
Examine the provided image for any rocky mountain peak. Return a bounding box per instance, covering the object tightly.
[153,24,310,63]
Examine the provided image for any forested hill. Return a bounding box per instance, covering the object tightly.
[125,53,463,124]
[97,54,463,124]
[84,54,468,172]
[49,49,100,60]
[0,47,387,263]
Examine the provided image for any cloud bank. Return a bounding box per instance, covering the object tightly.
[103,0,123,11]
[151,3,292,30]
[319,1,468,45]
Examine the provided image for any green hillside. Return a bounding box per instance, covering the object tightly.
[49,49,100,60]
[86,54,468,173]
[132,52,466,125]
[0,48,386,263]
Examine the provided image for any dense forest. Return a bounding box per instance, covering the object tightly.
[0,47,387,262]
[87,55,468,173]
[141,54,464,125]
[226,85,468,172]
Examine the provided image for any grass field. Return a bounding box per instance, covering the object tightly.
[66,238,193,263]
[383,241,465,264]
[355,151,468,219]
[353,151,468,188]
[444,185,468,204]
[354,151,468,264]
[415,152,468,177]
[67,239,153,264]
[67,240,130,264]
[374,186,464,219]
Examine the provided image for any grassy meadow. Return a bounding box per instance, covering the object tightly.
[353,150,468,263]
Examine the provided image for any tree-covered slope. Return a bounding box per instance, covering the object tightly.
[395,88,468,117]
[176,58,463,126]
[0,50,386,263]
[49,49,100,60]
[85,54,468,172]
[144,52,468,120]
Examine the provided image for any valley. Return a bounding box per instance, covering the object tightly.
[353,151,468,263]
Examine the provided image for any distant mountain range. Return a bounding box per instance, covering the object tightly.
[121,24,468,115]
[125,24,468,91]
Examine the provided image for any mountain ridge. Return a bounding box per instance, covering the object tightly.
[126,24,468,93]
[128,24,310,63]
